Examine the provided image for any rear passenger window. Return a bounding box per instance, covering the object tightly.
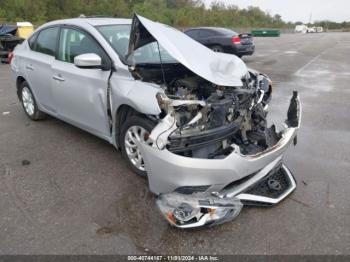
[199,30,215,38]
[186,30,199,38]
[35,27,59,56]
[28,33,37,50]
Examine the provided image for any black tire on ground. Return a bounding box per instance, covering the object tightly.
[120,115,155,177]
[211,45,224,53]
[19,81,46,121]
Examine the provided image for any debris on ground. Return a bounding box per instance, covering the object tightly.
[96,227,113,235]
[21,160,31,166]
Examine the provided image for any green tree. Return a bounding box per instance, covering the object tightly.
[3,0,348,31]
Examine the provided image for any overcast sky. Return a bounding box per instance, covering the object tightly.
[204,0,350,23]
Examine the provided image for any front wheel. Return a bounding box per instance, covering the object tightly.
[120,115,155,177]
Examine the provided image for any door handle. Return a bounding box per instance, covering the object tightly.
[26,64,34,71]
[52,75,65,82]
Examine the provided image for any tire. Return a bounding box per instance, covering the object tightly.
[211,45,224,53]
[120,115,155,177]
[19,81,46,120]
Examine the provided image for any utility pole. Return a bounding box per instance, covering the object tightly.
[309,13,312,25]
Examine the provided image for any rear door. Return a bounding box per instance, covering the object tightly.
[51,26,111,139]
[198,30,217,45]
[185,29,210,44]
[24,26,59,113]
[185,29,200,40]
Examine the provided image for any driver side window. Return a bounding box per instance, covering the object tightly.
[58,27,107,64]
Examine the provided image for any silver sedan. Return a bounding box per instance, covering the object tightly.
[10,14,301,228]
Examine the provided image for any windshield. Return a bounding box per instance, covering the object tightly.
[96,24,177,64]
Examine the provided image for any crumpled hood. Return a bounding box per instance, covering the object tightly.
[128,14,248,87]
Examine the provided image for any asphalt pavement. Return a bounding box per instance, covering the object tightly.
[0,32,349,255]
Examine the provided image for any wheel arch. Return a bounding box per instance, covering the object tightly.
[114,104,158,148]
[114,104,141,148]
[16,76,27,100]
[209,44,225,52]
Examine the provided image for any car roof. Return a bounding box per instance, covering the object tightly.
[186,27,228,31]
[185,27,237,35]
[42,17,132,28]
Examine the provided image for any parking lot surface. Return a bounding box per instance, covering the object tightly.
[0,33,350,255]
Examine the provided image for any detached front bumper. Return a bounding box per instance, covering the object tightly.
[139,92,301,228]
[157,163,295,228]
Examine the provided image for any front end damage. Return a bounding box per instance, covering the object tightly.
[140,90,300,228]
[127,15,301,228]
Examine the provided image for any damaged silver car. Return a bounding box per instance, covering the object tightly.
[10,14,301,228]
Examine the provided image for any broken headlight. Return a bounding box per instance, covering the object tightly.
[156,192,243,228]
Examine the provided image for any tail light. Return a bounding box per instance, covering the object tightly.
[8,52,14,64]
[232,36,241,44]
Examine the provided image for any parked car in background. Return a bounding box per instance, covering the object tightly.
[0,22,33,63]
[295,25,323,34]
[316,26,323,33]
[295,24,308,33]
[307,27,317,33]
[184,27,255,58]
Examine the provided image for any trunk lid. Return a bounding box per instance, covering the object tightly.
[238,33,253,45]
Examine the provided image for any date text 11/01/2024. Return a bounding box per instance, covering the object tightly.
[127,255,219,261]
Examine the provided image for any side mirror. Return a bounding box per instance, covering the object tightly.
[74,53,102,69]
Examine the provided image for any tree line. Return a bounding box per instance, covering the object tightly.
[314,20,350,31]
[0,0,290,28]
[0,0,349,30]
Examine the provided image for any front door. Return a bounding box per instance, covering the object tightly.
[51,26,111,139]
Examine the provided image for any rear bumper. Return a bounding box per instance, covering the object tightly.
[236,44,255,56]
[226,44,255,56]
[139,93,301,228]
[237,50,254,56]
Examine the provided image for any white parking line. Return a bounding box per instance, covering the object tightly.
[294,45,333,76]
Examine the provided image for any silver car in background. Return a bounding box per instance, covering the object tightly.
[10,15,301,228]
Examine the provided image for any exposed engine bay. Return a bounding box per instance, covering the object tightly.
[130,63,283,159]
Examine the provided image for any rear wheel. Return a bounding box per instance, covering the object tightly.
[120,115,155,177]
[20,81,46,120]
[211,45,224,53]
